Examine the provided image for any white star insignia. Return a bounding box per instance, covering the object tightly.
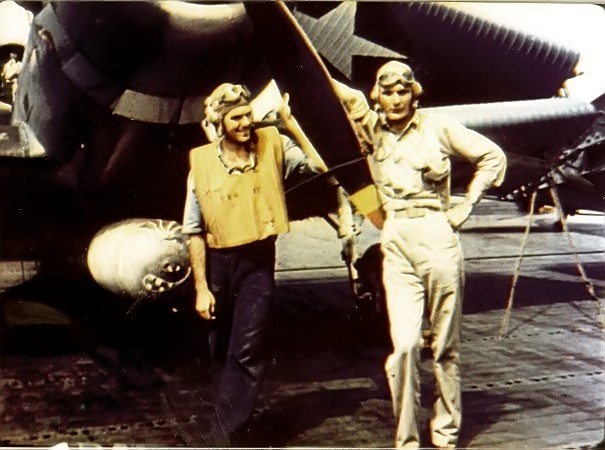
[292,3,404,79]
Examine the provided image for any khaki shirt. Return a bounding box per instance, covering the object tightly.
[357,107,506,213]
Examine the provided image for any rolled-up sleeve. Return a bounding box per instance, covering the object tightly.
[282,134,322,178]
[182,171,204,235]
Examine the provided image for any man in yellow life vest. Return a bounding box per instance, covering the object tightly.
[181,83,321,446]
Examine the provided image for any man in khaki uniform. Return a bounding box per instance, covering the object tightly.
[182,83,320,446]
[335,62,506,448]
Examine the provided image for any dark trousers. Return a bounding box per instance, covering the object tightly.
[205,238,276,444]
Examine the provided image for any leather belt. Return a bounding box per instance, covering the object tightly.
[391,206,440,219]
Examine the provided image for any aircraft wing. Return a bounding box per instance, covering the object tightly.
[293,2,585,104]
[1,0,604,305]
[1,1,382,301]
[292,1,605,212]
[425,97,599,195]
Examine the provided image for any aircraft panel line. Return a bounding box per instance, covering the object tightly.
[275,249,604,274]
[463,369,604,392]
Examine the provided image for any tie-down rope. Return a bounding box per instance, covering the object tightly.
[499,177,602,338]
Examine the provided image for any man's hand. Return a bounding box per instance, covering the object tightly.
[278,93,292,123]
[446,199,473,230]
[346,96,370,121]
[195,288,216,320]
[331,79,370,120]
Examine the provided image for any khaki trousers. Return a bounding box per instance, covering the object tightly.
[381,211,463,448]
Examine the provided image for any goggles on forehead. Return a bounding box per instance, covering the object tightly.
[217,84,251,105]
[370,61,422,103]
[377,70,415,88]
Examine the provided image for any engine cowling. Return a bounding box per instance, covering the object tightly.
[87,218,191,300]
